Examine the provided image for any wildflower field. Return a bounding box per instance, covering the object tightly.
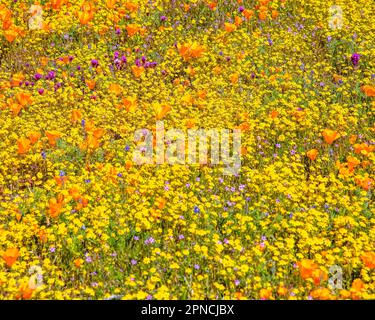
[0,0,374,300]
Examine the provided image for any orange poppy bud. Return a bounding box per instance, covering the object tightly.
[74,258,83,268]
[270,110,279,119]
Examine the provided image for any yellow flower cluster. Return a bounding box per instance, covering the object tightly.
[0,0,374,300]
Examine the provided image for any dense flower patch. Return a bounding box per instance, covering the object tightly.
[0,0,374,299]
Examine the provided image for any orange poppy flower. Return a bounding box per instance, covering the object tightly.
[310,288,332,300]
[38,229,47,243]
[74,258,83,268]
[132,65,145,78]
[51,0,66,10]
[69,187,81,201]
[121,96,137,112]
[346,156,360,172]
[28,131,41,144]
[190,43,205,59]
[354,143,374,156]
[2,248,19,267]
[85,79,96,90]
[108,83,122,95]
[297,259,318,279]
[271,10,279,19]
[197,90,207,99]
[84,120,95,132]
[86,135,100,150]
[10,103,22,116]
[235,292,243,300]
[259,288,272,300]
[307,149,318,161]
[349,134,357,144]
[230,72,239,84]
[48,195,64,218]
[208,2,217,10]
[277,286,288,296]
[312,269,328,285]
[237,122,250,131]
[17,283,34,300]
[106,0,117,9]
[15,92,33,106]
[10,72,25,87]
[71,109,82,123]
[78,9,94,25]
[45,131,61,146]
[259,10,267,21]
[40,57,49,66]
[351,279,365,291]
[155,197,166,210]
[125,160,133,170]
[76,197,89,211]
[322,129,340,144]
[125,2,139,12]
[54,175,68,187]
[177,42,205,61]
[361,85,375,97]
[242,9,254,20]
[224,22,237,32]
[126,24,140,37]
[17,137,31,154]
[361,252,375,269]
[154,103,171,120]
[185,118,196,129]
[355,176,373,191]
[4,28,18,42]
[270,110,279,119]
[93,128,104,139]
[234,16,242,26]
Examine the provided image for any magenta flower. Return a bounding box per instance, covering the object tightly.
[351,53,360,66]
[91,59,99,67]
